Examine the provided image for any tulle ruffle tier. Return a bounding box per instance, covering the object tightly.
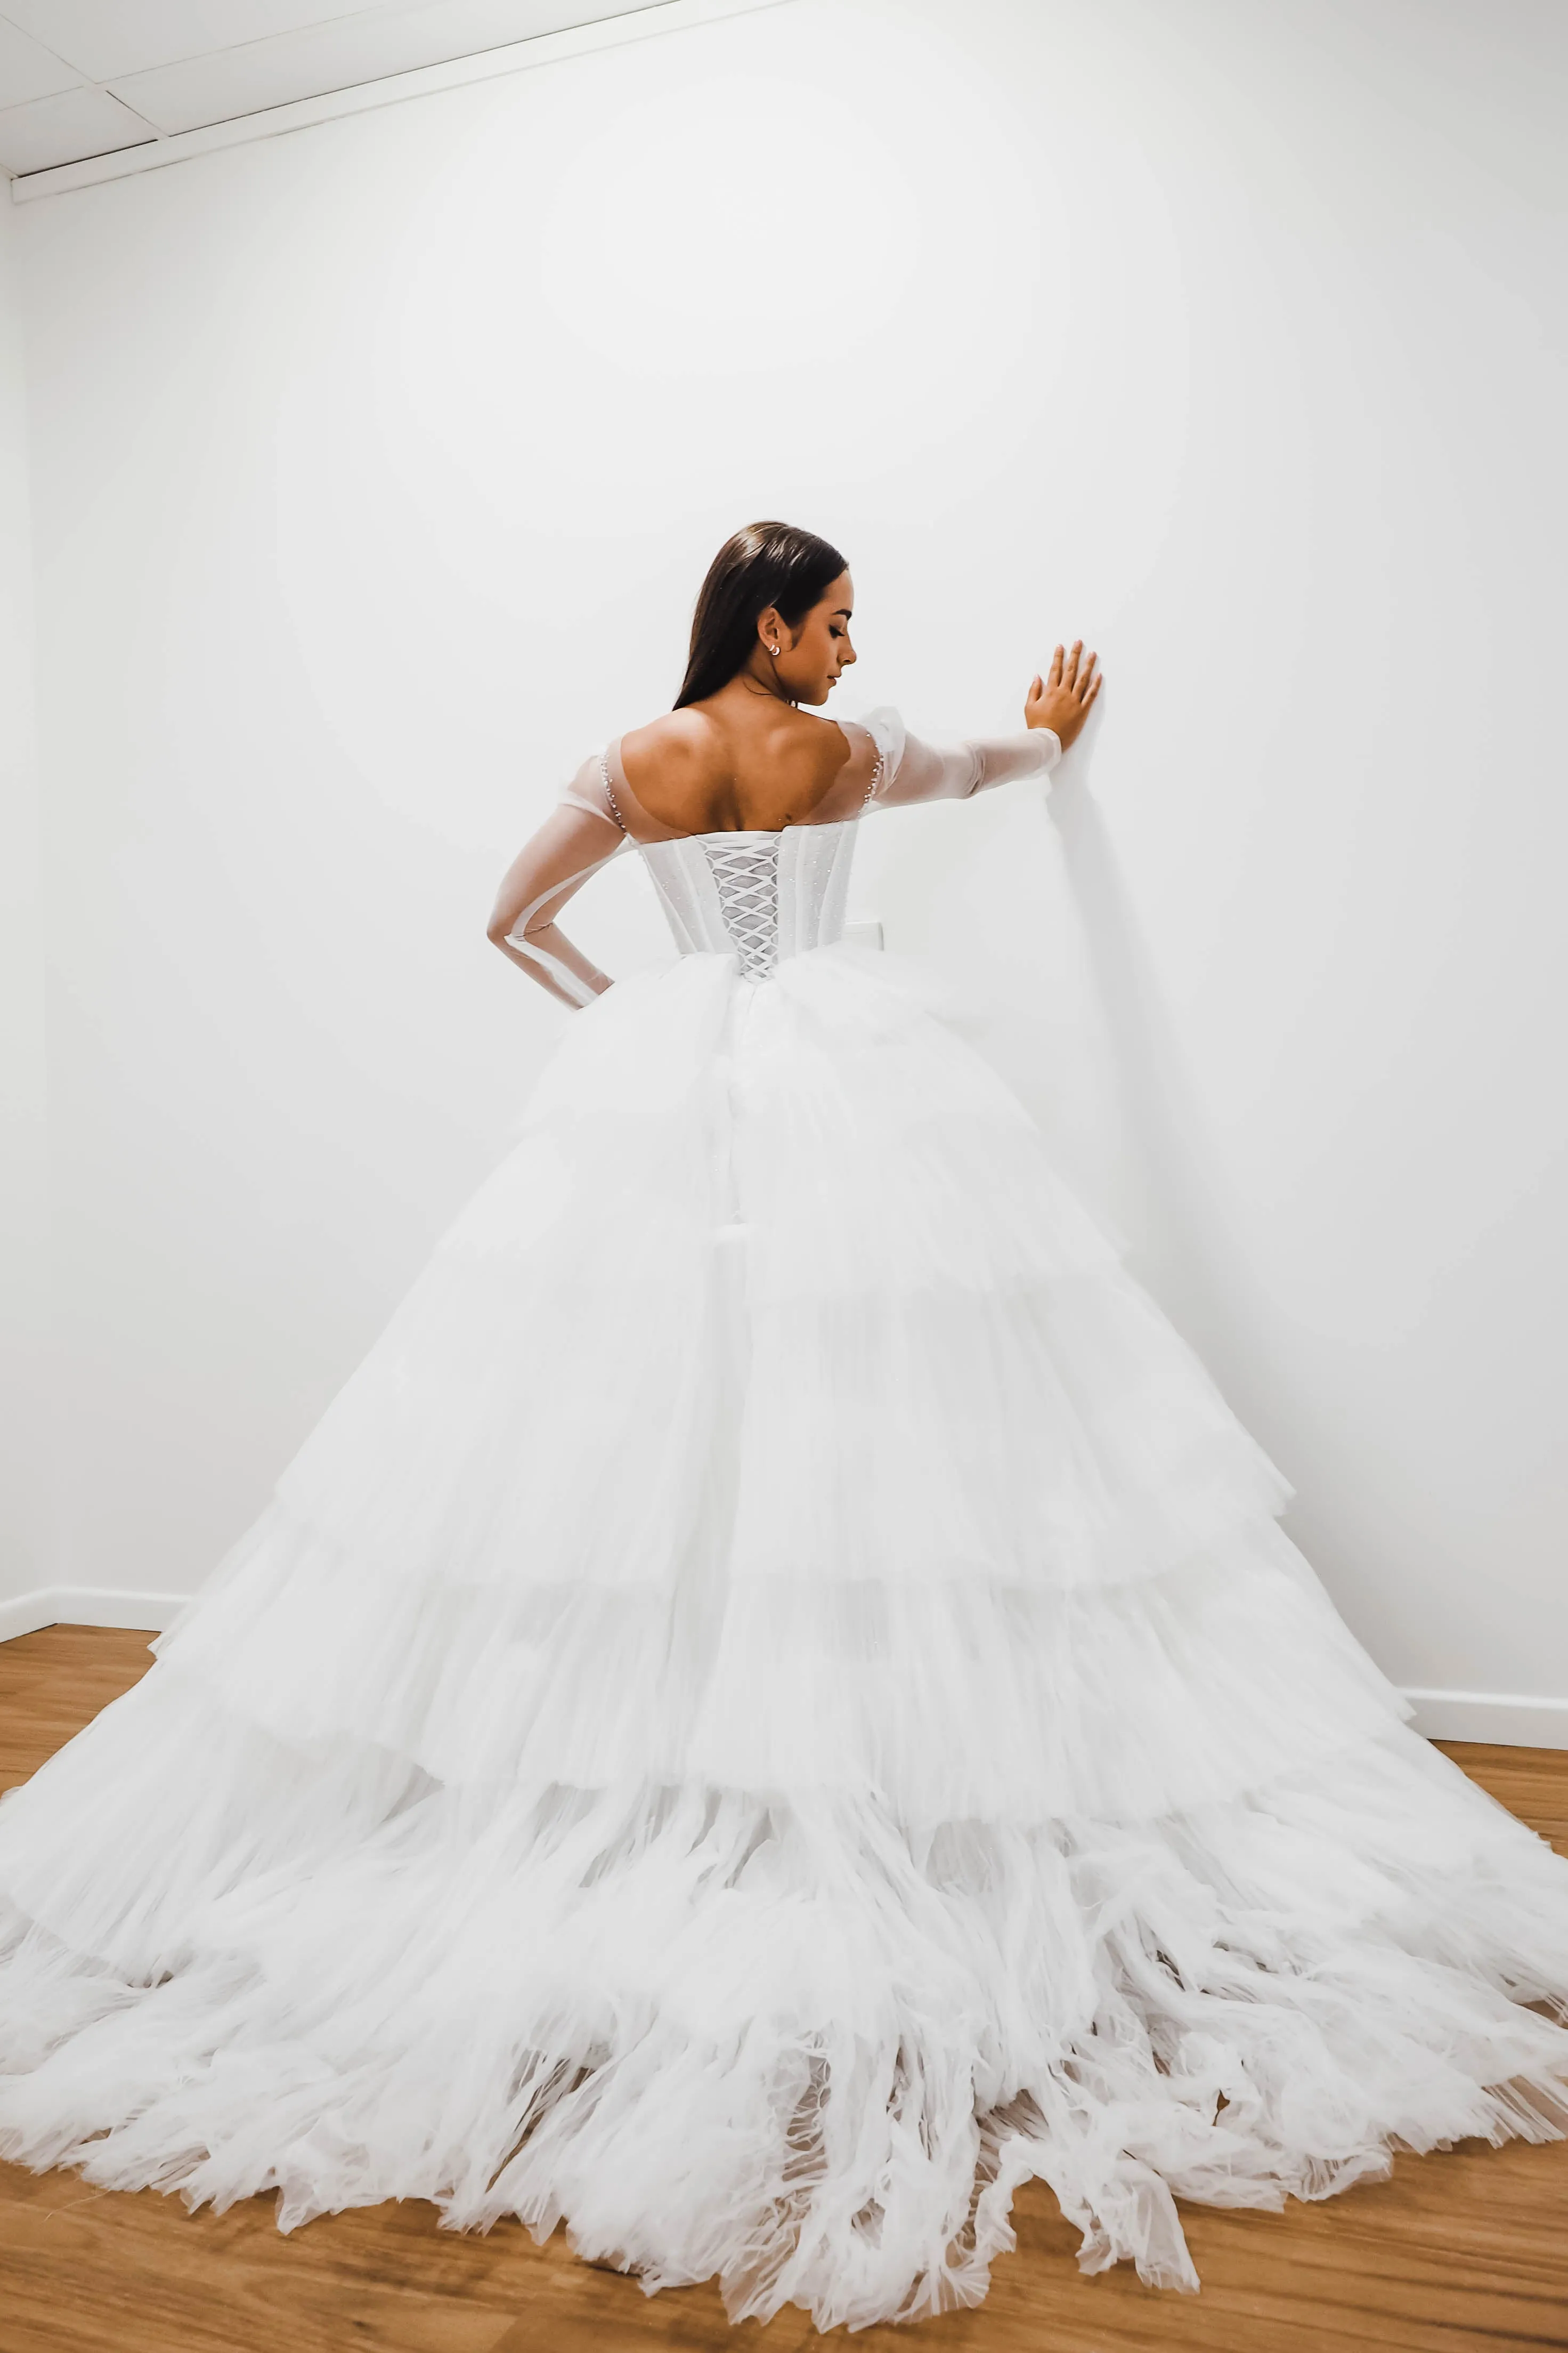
[2,940,1567,2332]
[4,1704,1568,2330]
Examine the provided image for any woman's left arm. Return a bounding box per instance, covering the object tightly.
[874,641,1102,807]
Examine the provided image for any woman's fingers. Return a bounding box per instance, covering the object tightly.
[1034,641,1103,735]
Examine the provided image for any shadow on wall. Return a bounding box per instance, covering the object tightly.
[1046,741,1298,1469]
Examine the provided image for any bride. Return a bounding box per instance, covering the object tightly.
[3,520,1566,2333]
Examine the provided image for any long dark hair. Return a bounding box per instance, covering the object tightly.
[674,521,847,709]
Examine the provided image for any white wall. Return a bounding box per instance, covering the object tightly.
[9,0,1567,1716]
[0,191,52,1607]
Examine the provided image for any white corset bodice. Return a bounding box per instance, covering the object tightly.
[636,821,858,980]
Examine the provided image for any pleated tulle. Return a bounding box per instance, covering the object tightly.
[2,939,1567,2332]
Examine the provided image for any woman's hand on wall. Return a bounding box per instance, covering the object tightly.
[1026,641,1101,748]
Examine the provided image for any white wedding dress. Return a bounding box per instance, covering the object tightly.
[3,708,1567,2333]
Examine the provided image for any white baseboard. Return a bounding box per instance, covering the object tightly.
[3,1595,1565,1751]
[1401,1687,1568,1749]
[0,1587,183,1643]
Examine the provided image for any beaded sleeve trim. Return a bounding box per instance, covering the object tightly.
[597,749,628,835]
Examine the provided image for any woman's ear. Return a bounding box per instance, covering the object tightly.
[757,605,785,657]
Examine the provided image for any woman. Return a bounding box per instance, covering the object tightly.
[2,522,1566,2334]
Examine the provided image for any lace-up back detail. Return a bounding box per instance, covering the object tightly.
[636,823,858,978]
[576,724,895,981]
[699,837,782,979]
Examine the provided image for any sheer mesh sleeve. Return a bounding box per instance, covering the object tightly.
[557,751,623,825]
[488,760,627,1008]
[857,705,1060,810]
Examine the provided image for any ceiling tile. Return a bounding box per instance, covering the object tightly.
[109,0,663,136]
[0,14,84,107]
[0,81,158,172]
[0,2,388,84]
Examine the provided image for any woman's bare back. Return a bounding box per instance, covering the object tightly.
[616,704,874,837]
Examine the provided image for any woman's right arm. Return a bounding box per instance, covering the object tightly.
[486,797,627,1008]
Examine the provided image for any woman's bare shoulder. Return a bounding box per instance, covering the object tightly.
[619,709,713,773]
[618,704,858,829]
[623,705,850,766]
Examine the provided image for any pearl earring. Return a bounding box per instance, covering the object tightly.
[769,643,780,657]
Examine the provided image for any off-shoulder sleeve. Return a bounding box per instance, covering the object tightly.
[558,750,623,826]
[858,704,1060,809]
[491,784,627,1007]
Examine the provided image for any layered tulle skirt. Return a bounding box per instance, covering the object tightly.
[3,941,1567,2331]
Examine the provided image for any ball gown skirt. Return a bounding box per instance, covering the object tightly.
[2,731,1567,2335]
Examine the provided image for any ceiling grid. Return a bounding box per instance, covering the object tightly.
[0,0,768,190]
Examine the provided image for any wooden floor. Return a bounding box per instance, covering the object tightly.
[2,1626,1566,2353]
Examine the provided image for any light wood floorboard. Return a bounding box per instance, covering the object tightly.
[1,1624,1565,2351]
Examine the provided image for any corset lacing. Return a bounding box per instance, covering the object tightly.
[700,837,783,980]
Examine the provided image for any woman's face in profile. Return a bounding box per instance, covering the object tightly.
[775,571,857,704]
